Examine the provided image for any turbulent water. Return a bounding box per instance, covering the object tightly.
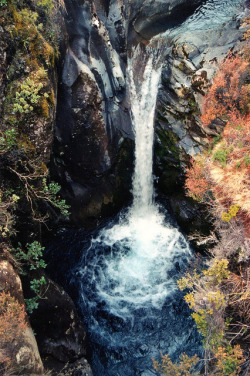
[47,2,244,374]
[71,43,202,376]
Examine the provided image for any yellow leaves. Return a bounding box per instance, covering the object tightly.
[221,205,240,222]
[203,259,230,285]
[208,291,226,309]
[11,194,19,203]
[184,293,195,308]
[153,353,200,376]
[177,269,200,290]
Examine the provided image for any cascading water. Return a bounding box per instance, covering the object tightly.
[70,42,202,375]
[45,2,244,374]
[128,45,162,212]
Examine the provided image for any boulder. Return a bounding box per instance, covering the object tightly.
[30,278,88,364]
[0,257,44,375]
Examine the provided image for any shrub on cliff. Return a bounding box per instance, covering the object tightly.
[0,0,70,247]
[0,292,27,372]
[185,50,250,230]
[182,18,250,376]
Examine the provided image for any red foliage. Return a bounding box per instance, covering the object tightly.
[185,158,210,201]
[0,292,27,346]
[201,55,249,126]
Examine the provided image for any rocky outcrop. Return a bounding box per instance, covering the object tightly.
[53,0,134,226]
[154,10,246,230]
[29,277,92,374]
[53,0,216,226]
[0,257,44,375]
[127,0,205,44]
[30,278,87,363]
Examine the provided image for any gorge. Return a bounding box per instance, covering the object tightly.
[47,1,246,374]
[0,0,249,375]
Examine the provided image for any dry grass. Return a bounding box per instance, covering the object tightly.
[210,163,250,216]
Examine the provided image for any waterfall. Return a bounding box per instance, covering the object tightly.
[128,45,163,213]
[71,42,200,376]
[76,42,193,318]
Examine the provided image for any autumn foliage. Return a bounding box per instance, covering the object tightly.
[0,292,27,369]
[185,156,211,202]
[186,44,250,225]
[183,22,250,376]
[200,54,249,127]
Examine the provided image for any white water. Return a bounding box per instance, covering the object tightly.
[79,43,192,322]
[128,46,163,213]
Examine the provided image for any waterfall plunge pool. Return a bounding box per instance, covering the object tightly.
[46,206,203,376]
[46,2,245,372]
[46,43,204,375]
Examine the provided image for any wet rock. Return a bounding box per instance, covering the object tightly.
[0,257,44,375]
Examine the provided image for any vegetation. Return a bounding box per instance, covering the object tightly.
[153,353,200,376]
[14,241,48,313]
[0,0,69,371]
[0,0,69,246]
[155,17,250,376]
[0,292,27,372]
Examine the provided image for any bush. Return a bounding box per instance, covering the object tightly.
[0,292,27,345]
[153,353,200,376]
[214,345,245,376]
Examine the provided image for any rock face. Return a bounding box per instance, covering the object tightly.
[53,0,214,226]
[30,278,87,363]
[154,10,245,229]
[29,277,92,375]
[155,16,243,187]
[0,257,44,375]
[53,0,134,226]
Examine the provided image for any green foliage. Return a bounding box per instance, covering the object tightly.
[30,276,46,294]
[215,345,245,375]
[14,241,47,272]
[13,79,44,114]
[24,297,39,313]
[13,242,47,314]
[42,179,70,216]
[153,353,200,376]
[25,276,46,314]
[244,155,250,166]
[37,0,53,13]
[0,0,7,6]
[0,190,20,239]
[212,146,231,168]
[191,309,224,348]
[0,128,17,152]
[211,134,222,147]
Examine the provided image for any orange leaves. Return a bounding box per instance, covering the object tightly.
[201,55,249,127]
[0,292,27,372]
[214,345,245,376]
[187,45,250,224]
[0,292,27,346]
[153,353,200,376]
[185,157,210,202]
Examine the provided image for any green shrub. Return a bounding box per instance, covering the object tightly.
[14,241,47,272]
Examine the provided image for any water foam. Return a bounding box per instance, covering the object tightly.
[77,42,192,324]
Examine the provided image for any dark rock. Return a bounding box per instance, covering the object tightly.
[30,278,88,364]
[45,356,93,376]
